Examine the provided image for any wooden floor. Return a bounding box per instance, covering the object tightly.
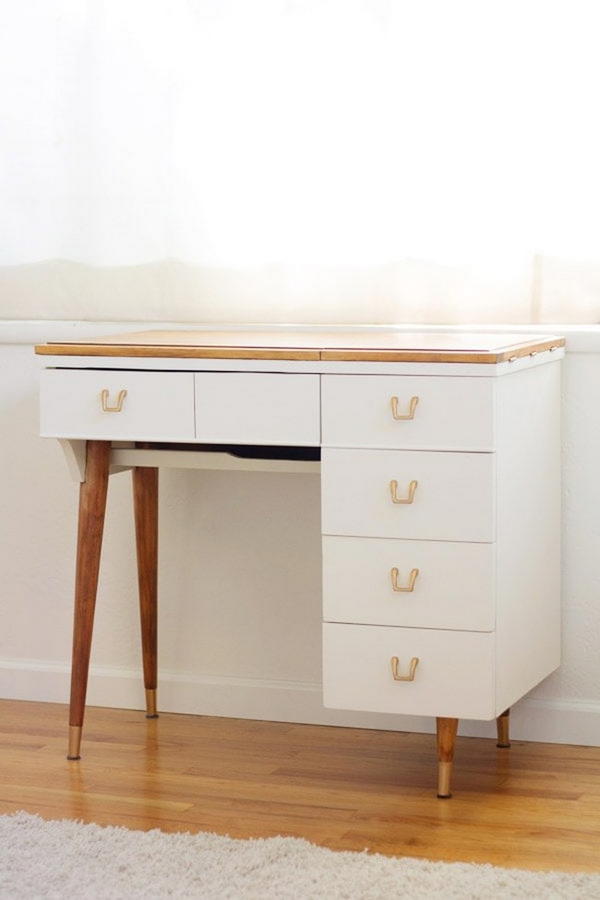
[1,699,599,873]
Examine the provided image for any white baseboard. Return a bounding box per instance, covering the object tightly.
[1,657,599,747]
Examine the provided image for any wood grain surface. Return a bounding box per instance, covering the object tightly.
[69,442,110,734]
[132,460,158,704]
[35,330,565,363]
[1,699,599,874]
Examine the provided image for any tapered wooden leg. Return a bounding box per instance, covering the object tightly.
[496,708,511,748]
[436,717,459,798]
[133,465,159,718]
[68,441,111,760]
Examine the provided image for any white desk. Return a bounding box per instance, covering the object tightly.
[36,329,564,798]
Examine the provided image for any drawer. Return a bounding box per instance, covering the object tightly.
[323,536,495,631]
[321,375,495,450]
[40,369,195,440]
[323,622,495,719]
[321,449,495,542]
[195,373,320,445]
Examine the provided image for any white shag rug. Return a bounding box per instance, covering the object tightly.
[1,812,599,900]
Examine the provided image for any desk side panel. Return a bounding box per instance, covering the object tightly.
[495,360,562,714]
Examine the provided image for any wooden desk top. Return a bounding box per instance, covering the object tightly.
[35,330,565,364]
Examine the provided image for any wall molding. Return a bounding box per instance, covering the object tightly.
[1,657,598,747]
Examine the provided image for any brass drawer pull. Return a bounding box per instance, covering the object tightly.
[390,479,418,504]
[391,567,419,592]
[100,389,127,412]
[391,656,419,682]
[391,395,419,420]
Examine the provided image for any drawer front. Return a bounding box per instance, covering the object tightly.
[323,622,495,719]
[40,369,195,440]
[321,375,495,450]
[323,536,495,631]
[195,373,320,445]
[321,449,495,542]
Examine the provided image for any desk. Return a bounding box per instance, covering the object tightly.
[36,329,565,798]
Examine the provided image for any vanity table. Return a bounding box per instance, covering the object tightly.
[36,330,564,798]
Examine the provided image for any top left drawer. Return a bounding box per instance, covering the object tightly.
[40,370,195,441]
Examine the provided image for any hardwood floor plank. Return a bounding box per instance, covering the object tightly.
[0,700,599,873]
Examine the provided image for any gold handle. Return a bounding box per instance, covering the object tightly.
[390,479,418,504]
[391,396,419,420]
[100,388,127,412]
[391,656,419,682]
[391,567,419,592]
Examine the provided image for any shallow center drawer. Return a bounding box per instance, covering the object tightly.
[194,373,320,445]
[321,448,495,542]
[323,622,495,720]
[40,369,195,441]
[323,536,495,631]
[322,374,495,450]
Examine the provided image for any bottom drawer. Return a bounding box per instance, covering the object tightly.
[323,623,495,720]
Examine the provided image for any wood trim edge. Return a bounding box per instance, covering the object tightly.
[321,337,565,363]
[34,336,565,363]
[34,344,322,361]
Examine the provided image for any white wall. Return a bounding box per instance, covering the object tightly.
[1,321,600,745]
[3,2,600,324]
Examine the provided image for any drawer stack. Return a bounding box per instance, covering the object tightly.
[321,374,499,721]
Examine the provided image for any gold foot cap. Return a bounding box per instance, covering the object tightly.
[67,725,82,760]
[145,688,158,718]
[437,760,453,798]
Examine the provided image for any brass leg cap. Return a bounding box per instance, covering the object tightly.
[145,688,159,718]
[67,725,82,760]
[437,760,453,798]
[497,741,511,749]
